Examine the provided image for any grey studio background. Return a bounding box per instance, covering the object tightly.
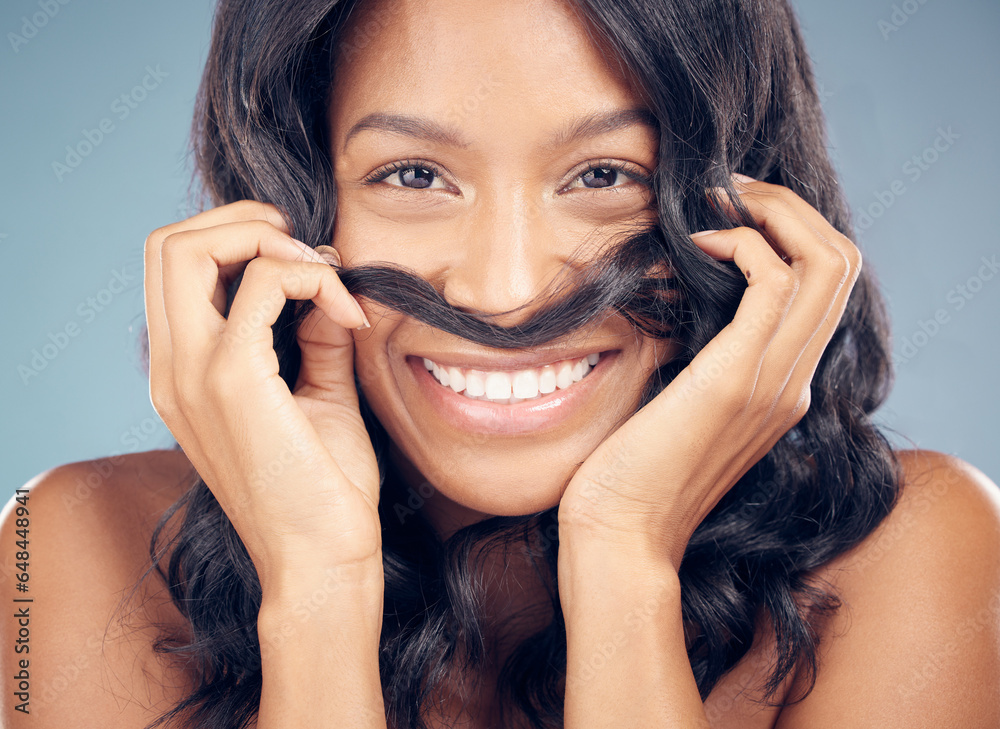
[1,0,998,492]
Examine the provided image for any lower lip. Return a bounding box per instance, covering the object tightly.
[407,351,617,436]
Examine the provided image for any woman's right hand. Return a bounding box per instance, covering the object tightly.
[143,200,382,592]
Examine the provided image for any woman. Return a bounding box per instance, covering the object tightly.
[5,0,998,727]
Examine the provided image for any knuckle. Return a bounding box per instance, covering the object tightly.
[172,374,203,415]
[770,265,799,297]
[149,379,177,420]
[234,199,271,217]
[245,217,294,251]
[729,226,760,244]
[144,225,174,262]
[242,255,276,282]
[845,241,863,277]
[781,385,811,421]
[770,183,804,205]
[723,378,755,416]
[239,200,286,229]
[768,196,797,217]
[818,245,852,282]
[144,225,168,251]
[158,228,192,267]
[244,216,279,235]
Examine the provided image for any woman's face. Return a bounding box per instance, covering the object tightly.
[328,0,677,535]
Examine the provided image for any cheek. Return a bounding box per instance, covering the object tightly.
[332,193,443,267]
[350,330,396,410]
[648,337,682,370]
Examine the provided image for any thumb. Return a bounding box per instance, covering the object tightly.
[293,245,359,405]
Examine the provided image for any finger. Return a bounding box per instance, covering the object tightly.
[686,227,798,389]
[710,182,860,390]
[734,181,864,386]
[222,256,367,360]
[712,176,855,271]
[160,220,330,369]
[163,201,306,312]
[158,199,293,240]
[731,176,858,261]
[147,201,297,352]
[294,245,361,401]
[294,304,360,406]
[144,201,299,414]
[171,218,326,316]
[709,183,814,265]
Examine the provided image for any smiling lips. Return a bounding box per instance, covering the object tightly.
[421,352,602,405]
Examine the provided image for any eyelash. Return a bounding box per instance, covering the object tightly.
[359,157,652,194]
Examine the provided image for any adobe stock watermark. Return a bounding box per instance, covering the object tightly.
[392,479,438,525]
[897,586,1000,701]
[565,577,677,691]
[52,64,169,182]
[672,296,789,402]
[559,444,632,524]
[335,0,392,64]
[258,563,378,650]
[7,0,72,54]
[17,266,139,384]
[246,437,314,506]
[440,73,503,128]
[895,254,999,365]
[855,126,959,232]
[28,630,104,713]
[878,0,933,40]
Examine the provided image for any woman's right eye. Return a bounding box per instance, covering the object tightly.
[361,159,452,191]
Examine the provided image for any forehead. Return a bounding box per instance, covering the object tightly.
[328,0,648,144]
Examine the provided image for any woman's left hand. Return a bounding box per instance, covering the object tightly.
[558,173,862,570]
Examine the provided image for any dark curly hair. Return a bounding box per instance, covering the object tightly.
[126,1,905,727]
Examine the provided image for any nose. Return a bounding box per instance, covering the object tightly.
[441,190,570,328]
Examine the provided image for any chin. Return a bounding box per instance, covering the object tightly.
[403,447,579,522]
[446,471,566,517]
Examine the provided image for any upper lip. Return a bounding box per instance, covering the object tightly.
[412,347,613,372]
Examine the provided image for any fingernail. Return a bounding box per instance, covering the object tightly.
[313,244,342,267]
[312,245,363,327]
[354,297,371,330]
[690,229,719,238]
[732,173,757,184]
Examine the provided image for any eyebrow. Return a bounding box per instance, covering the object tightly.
[341,108,658,154]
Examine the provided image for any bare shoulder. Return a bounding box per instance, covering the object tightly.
[0,449,198,727]
[814,447,1000,599]
[774,448,1000,728]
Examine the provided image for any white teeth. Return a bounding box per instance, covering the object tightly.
[555,362,574,390]
[512,370,539,399]
[465,371,486,397]
[422,352,602,403]
[538,366,557,394]
[484,371,512,400]
[448,366,466,393]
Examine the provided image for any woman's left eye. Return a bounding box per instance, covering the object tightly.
[360,159,651,194]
